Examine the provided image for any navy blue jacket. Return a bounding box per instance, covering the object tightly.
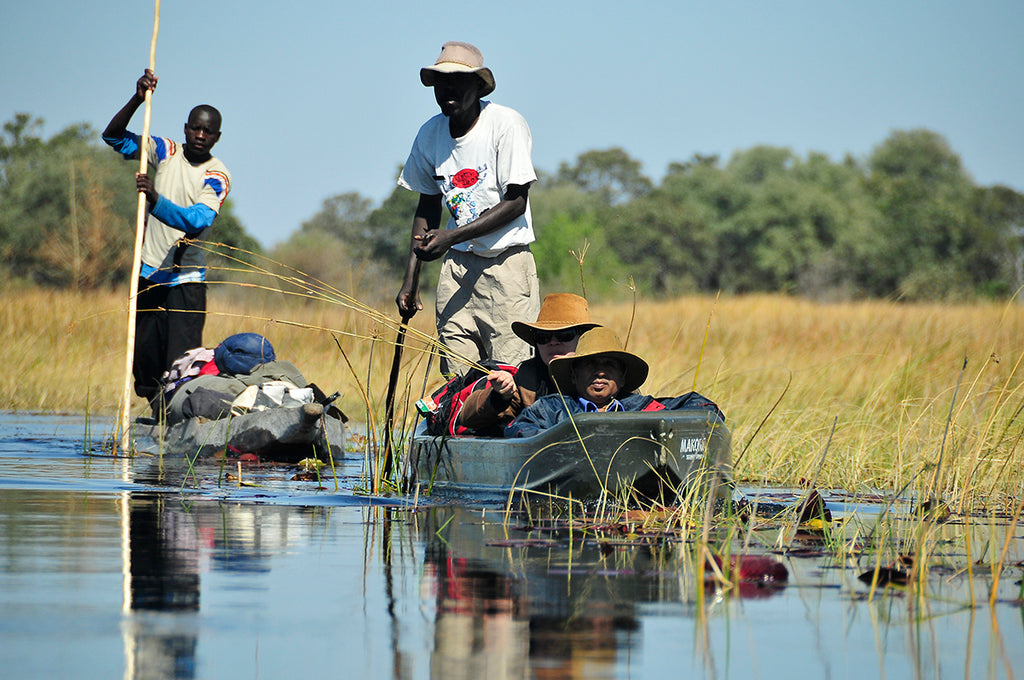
[505,391,724,438]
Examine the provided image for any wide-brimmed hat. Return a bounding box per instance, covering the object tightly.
[419,41,496,97]
[548,327,649,396]
[511,294,599,345]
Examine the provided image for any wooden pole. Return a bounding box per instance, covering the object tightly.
[379,262,422,489]
[116,0,161,454]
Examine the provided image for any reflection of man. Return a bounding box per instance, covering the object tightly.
[419,507,637,679]
[529,616,638,677]
[395,41,540,376]
[426,548,529,680]
[128,494,200,611]
[127,494,200,678]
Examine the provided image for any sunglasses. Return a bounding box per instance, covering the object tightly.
[534,329,580,345]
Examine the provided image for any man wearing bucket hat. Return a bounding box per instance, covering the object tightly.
[395,41,540,376]
[506,327,724,438]
[457,294,600,433]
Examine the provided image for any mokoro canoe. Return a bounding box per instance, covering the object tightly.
[135,402,346,463]
[410,409,731,503]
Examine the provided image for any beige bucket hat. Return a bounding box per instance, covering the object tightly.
[511,294,600,345]
[548,327,649,396]
[420,41,496,97]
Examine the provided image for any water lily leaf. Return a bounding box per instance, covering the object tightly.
[858,567,909,586]
[796,489,832,524]
[802,518,828,531]
[485,539,561,548]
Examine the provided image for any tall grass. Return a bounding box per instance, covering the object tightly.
[4,286,1024,505]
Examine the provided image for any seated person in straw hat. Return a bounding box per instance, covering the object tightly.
[505,327,724,438]
[457,293,599,433]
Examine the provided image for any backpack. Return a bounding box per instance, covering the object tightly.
[423,361,518,437]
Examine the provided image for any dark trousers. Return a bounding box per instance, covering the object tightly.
[134,278,207,401]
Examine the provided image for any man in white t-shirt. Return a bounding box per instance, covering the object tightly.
[396,41,540,376]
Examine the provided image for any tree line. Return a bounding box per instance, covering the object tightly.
[3,112,1023,303]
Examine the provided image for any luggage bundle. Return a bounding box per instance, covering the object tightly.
[159,333,344,424]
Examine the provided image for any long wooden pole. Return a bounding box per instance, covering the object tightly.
[379,262,422,488]
[117,0,161,454]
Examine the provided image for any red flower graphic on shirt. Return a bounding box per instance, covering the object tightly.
[451,168,479,189]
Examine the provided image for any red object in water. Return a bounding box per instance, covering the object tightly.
[238,453,258,463]
[732,554,789,582]
[708,554,789,583]
[705,554,788,600]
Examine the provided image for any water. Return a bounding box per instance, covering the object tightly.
[0,412,1021,679]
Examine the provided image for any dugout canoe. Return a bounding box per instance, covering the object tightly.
[135,402,346,463]
[410,409,731,503]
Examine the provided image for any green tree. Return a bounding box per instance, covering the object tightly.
[714,148,882,295]
[971,184,1024,297]
[365,183,421,268]
[531,211,630,299]
[614,190,716,294]
[556,147,653,205]
[299,192,373,241]
[0,115,135,287]
[269,183,421,305]
[790,153,884,299]
[608,154,729,295]
[0,114,262,290]
[866,129,997,299]
[726,145,795,185]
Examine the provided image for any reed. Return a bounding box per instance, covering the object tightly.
[5,284,1024,502]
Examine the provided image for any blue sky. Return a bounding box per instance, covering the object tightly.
[3,1,1022,247]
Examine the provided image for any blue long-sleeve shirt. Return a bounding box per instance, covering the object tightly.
[103,130,230,285]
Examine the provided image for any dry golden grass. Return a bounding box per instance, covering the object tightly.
[4,285,1024,505]
[606,294,1024,508]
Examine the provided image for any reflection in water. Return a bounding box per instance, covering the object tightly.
[120,493,289,680]
[425,548,531,680]
[2,413,1023,679]
[123,493,200,680]
[411,507,780,679]
[127,494,201,611]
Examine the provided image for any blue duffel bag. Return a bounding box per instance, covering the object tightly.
[214,333,276,375]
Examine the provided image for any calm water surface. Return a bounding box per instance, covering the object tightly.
[0,412,1021,679]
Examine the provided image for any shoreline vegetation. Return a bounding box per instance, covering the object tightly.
[5,286,1024,508]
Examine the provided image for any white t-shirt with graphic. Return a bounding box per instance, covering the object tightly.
[143,137,230,279]
[399,101,537,257]
[104,131,230,284]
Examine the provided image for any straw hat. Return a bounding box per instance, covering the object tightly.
[548,327,649,396]
[419,41,496,97]
[511,294,599,345]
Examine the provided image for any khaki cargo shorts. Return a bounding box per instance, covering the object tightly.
[435,245,540,376]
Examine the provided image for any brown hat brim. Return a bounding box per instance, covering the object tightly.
[420,65,496,97]
[548,350,649,397]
